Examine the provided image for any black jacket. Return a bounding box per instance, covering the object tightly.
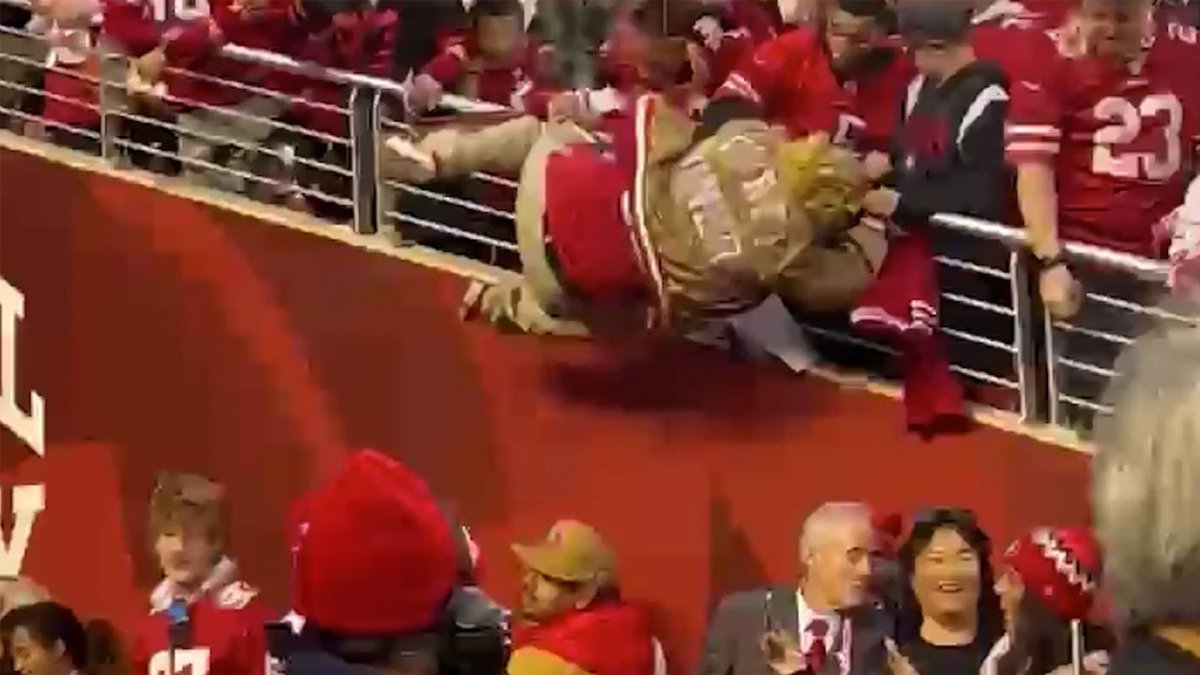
[1109,633,1200,675]
[890,60,1011,229]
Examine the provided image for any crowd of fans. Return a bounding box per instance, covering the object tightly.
[0,303,1197,675]
[3,0,1199,436]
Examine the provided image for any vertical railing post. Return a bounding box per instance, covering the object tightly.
[349,85,379,235]
[97,48,118,164]
[1043,305,1064,427]
[1009,250,1049,423]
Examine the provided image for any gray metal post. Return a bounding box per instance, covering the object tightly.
[349,85,379,235]
[1009,250,1048,423]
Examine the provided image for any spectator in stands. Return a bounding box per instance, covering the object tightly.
[386,0,469,81]
[508,519,660,675]
[888,508,1003,675]
[697,502,888,675]
[23,0,103,153]
[130,472,269,675]
[1092,294,1200,674]
[408,0,546,113]
[689,0,780,99]
[853,0,1013,432]
[981,527,1112,675]
[0,578,50,675]
[1006,0,1200,318]
[1,601,127,675]
[280,449,506,675]
[705,0,913,154]
[0,0,45,133]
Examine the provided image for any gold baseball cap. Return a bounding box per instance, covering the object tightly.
[512,520,616,585]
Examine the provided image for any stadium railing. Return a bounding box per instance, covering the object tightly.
[2,5,1192,441]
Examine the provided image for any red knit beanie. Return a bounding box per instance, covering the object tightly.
[292,449,458,634]
[1004,527,1101,622]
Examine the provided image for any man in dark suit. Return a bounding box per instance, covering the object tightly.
[697,502,891,675]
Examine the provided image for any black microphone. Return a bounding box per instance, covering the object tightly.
[166,598,193,650]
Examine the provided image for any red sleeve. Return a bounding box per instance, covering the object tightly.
[363,9,398,78]
[1004,57,1065,166]
[162,17,221,64]
[422,40,468,87]
[714,28,811,111]
[101,0,161,56]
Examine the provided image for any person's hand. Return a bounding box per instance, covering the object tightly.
[1083,650,1111,675]
[862,187,900,218]
[1040,262,1083,319]
[134,46,167,84]
[405,73,444,113]
[547,91,587,122]
[761,630,806,675]
[885,638,922,675]
[863,150,892,181]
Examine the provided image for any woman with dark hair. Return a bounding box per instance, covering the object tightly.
[887,508,1004,675]
[983,527,1112,675]
[0,601,127,675]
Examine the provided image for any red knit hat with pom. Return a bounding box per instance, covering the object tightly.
[1004,527,1101,622]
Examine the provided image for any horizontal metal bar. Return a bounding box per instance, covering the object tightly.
[940,327,1016,353]
[383,210,519,251]
[1058,393,1113,415]
[948,365,1019,391]
[1085,292,1199,325]
[931,213,1171,281]
[1056,357,1116,380]
[934,255,1012,280]
[798,324,898,356]
[941,292,1015,316]
[390,181,516,221]
[1051,322,1135,347]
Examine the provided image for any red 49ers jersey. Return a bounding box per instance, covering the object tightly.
[716,27,914,153]
[132,577,269,675]
[1006,19,1200,256]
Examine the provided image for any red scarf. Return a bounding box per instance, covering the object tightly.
[515,601,655,675]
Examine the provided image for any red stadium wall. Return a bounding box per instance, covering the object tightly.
[0,145,1092,672]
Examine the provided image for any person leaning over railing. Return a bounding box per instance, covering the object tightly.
[22,0,103,153]
[109,0,294,189]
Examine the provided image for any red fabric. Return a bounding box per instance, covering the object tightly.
[287,7,399,136]
[1005,19,1200,257]
[101,0,164,56]
[851,232,967,435]
[805,619,829,672]
[1005,527,1101,622]
[725,0,783,44]
[42,62,100,129]
[421,35,549,110]
[131,582,270,675]
[714,27,914,153]
[543,144,645,303]
[517,601,656,675]
[969,3,1061,82]
[293,449,458,634]
[870,510,904,556]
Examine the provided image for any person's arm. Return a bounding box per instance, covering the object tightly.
[707,28,808,123]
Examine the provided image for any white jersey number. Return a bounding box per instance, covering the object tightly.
[1091,94,1183,181]
[147,0,211,23]
[149,648,211,675]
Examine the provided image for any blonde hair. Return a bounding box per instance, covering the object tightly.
[149,472,226,545]
[776,134,867,228]
[1092,303,1200,625]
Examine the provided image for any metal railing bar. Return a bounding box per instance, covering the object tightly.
[933,213,1171,281]
[111,107,297,163]
[389,181,516,221]
[1084,292,1199,324]
[1050,322,1136,346]
[941,292,1016,316]
[948,365,1019,390]
[383,210,519,251]
[934,255,1012,280]
[940,327,1016,353]
[0,78,100,112]
[0,107,100,138]
[1056,356,1116,379]
[1058,394,1113,415]
[160,65,348,115]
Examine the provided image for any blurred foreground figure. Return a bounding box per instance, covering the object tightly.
[1092,254,1200,673]
[383,95,885,339]
[278,449,507,675]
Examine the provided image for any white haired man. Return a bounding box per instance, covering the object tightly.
[1093,291,1200,673]
[696,502,889,675]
